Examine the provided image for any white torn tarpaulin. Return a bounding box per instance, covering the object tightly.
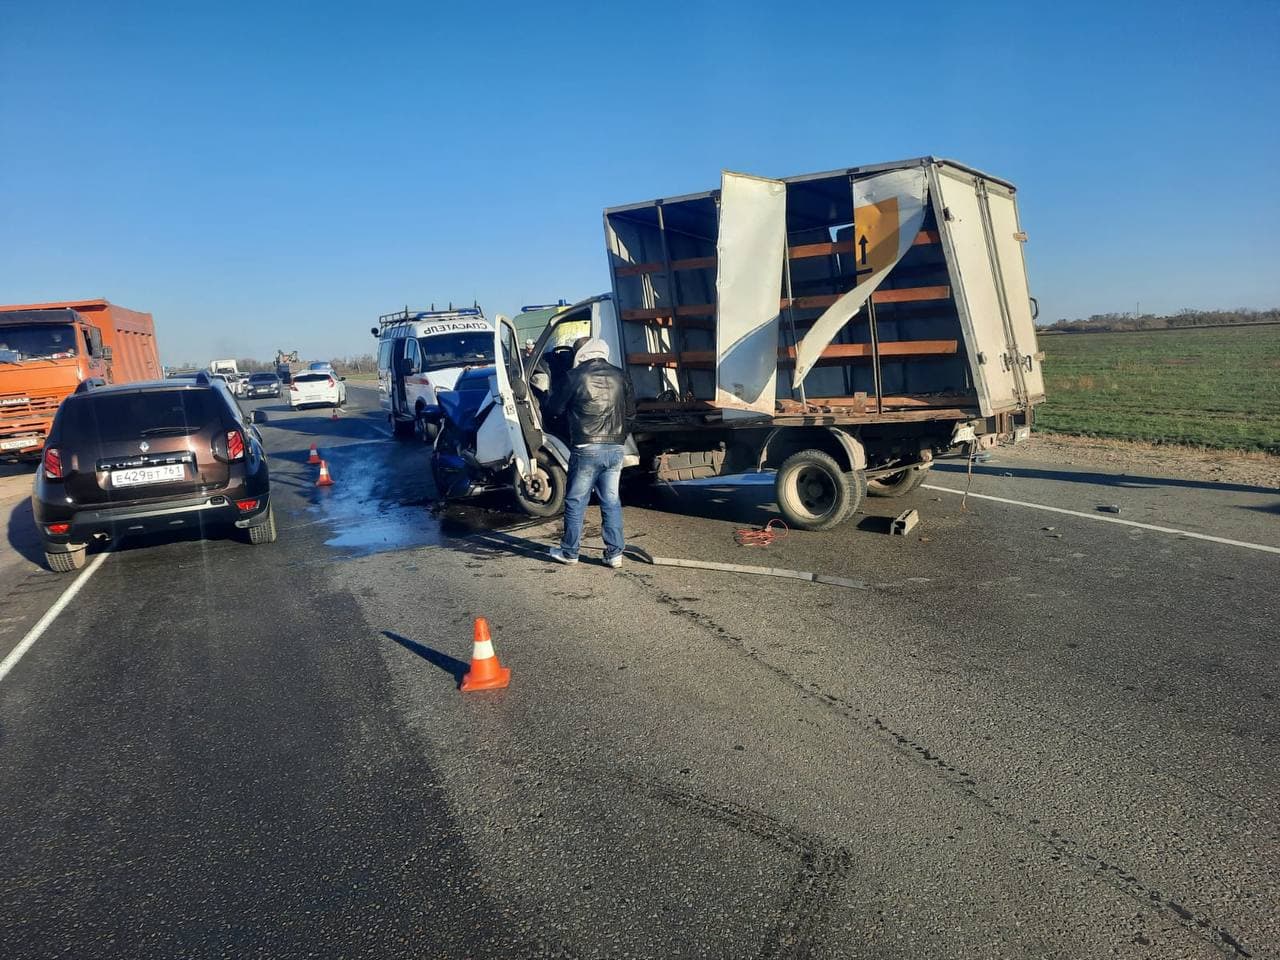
[714,171,787,417]
[791,167,929,386]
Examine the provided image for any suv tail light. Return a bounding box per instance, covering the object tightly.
[289,381,299,391]
[327,376,335,388]
[43,447,63,479]
[46,522,70,535]
[226,430,245,461]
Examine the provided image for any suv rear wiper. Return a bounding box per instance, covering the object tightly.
[139,426,199,437]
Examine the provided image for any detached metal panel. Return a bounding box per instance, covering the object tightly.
[714,172,787,416]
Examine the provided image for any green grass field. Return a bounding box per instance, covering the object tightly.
[1036,325,1280,453]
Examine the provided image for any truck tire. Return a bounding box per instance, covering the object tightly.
[867,464,931,498]
[415,415,438,444]
[46,545,87,573]
[513,453,567,519]
[775,449,861,531]
[247,506,278,545]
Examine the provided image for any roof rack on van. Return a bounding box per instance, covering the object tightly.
[74,378,106,394]
[376,302,483,329]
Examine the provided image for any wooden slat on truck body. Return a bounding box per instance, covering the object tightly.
[613,230,941,276]
[619,285,952,325]
[628,339,958,369]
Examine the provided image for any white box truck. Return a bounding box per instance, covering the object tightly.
[445,157,1045,529]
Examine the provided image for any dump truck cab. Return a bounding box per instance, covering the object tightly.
[0,308,113,456]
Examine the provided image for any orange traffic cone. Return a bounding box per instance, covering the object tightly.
[307,443,320,465]
[316,460,335,487]
[460,617,510,692]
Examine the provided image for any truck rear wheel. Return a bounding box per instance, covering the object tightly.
[775,450,863,531]
[513,454,567,518]
[45,545,87,573]
[867,464,931,498]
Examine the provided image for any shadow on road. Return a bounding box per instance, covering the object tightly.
[628,475,779,527]
[6,498,44,566]
[382,630,467,687]
[934,461,1277,496]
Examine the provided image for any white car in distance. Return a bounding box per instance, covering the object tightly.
[288,370,347,409]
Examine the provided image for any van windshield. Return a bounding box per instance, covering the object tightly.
[0,323,79,362]
[417,333,494,372]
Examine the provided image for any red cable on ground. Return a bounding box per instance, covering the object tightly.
[734,519,790,547]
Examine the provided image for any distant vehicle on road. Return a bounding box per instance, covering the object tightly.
[0,299,161,457]
[288,370,346,409]
[32,372,276,572]
[371,306,494,441]
[208,358,239,375]
[244,372,282,399]
[306,361,334,373]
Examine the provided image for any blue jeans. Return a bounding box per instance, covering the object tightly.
[560,443,625,560]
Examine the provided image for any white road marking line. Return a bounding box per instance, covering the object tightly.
[922,484,1280,556]
[0,551,111,684]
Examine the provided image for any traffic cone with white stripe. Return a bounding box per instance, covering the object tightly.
[316,460,335,487]
[307,443,321,464]
[460,617,510,692]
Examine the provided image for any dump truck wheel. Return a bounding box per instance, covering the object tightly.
[514,454,567,518]
[867,465,931,498]
[46,546,87,573]
[775,450,859,531]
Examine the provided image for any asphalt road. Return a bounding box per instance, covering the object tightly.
[1,384,1277,959]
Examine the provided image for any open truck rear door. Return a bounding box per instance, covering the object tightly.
[930,163,1043,415]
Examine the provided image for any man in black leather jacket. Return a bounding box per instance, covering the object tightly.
[546,337,635,567]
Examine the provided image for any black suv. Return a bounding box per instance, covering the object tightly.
[32,373,276,572]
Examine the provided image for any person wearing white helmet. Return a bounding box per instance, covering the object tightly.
[546,337,634,567]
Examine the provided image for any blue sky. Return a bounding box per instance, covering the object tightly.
[2,0,1277,366]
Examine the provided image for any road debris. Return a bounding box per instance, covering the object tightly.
[891,508,920,536]
[734,519,789,548]
[1098,504,1122,514]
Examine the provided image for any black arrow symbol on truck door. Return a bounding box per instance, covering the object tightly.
[858,234,869,266]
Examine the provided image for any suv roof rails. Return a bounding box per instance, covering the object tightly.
[74,378,106,394]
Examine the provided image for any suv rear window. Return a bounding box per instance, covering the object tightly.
[293,373,332,383]
[59,389,224,443]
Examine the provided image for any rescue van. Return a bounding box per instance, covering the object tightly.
[371,306,495,439]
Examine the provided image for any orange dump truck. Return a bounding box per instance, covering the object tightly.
[0,299,161,456]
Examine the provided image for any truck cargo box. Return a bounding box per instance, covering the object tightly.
[603,157,1044,425]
